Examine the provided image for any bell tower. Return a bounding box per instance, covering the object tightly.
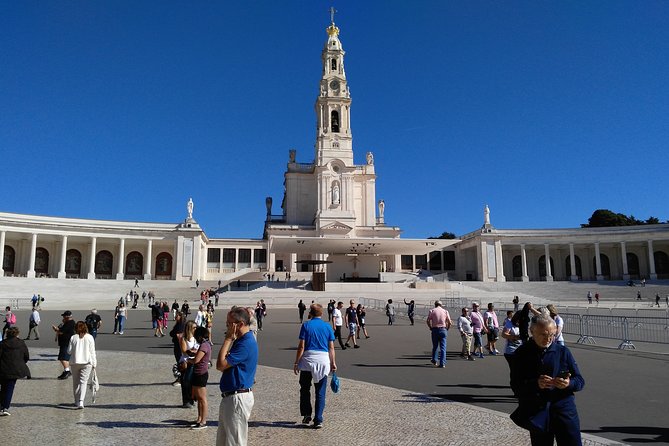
[315,10,353,166]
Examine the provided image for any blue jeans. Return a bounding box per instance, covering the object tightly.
[299,371,328,423]
[118,316,125,332]
[0,378,17,410]
[431,328,448,366]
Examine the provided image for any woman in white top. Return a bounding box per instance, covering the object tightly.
[67,321,97,409]
[179,321,200,407]
[546,304,565,346]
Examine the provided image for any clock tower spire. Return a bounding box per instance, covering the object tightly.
[315,13,353,166]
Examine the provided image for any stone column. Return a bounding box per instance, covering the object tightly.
[267,251,275,272]
[290,252,297,272]
[87,237,97,279]
[648,240,657,280]
[27,233,37,278]
[544,243,553,282]
[521,244,529,282]
[594,242,603,281]
[569,243,578,281]
[0,230,5,276]
[144,239,153,280]
[494,240,506,282]
[234,248,239,272]
[219,248,224,273]
[116,239,125,280]
[58,235,68,279]
[251,249,256,271]
[412,255,416,272]
[620,242,629,280]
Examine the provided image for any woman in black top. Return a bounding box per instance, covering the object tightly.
[0,327,30,416]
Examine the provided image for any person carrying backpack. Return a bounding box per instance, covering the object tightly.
[3,307,17,340]
[84,309,102,339]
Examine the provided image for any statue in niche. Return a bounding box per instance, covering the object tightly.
[484,204,490,225]
[378,199,385,219]
[366,151,374,165]
[187,197,194,219]
[332,184,340,205]
[289,149,296,163]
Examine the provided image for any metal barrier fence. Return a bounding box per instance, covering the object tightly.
[558,313,669,349]
[0,298,31,310]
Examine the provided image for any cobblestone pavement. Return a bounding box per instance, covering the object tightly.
[1,348,620,446]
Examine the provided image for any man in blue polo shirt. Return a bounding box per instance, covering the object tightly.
[216,307,258,446]
[294,304,337,429]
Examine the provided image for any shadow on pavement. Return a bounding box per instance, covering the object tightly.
[582,426,669,444]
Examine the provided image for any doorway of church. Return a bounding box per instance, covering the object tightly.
[275,260,284,272]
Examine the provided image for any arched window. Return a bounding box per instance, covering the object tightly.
[95,250,113,275]
[331,58,337,70]
[125,251,143,276]
[65,249,82,275]
[565,255,582,278]
[626,252,640,278]
[3,246,15,274]
[512,255,522,278]
[35,248,49,274]
[593,254,611,278]
[156,252,173,277]
[538,255,554,279]
[654,251,669,276]
[330,110,340,133]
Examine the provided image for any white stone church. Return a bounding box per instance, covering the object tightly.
[1,19,668,286]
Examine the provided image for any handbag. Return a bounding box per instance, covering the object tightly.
[330,371,340,394]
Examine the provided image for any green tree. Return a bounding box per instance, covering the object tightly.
[582,209,666,227]
[428,231,456,239]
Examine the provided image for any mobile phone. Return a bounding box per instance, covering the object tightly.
[557,370,570,379]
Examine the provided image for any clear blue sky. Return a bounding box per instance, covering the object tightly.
[2,1,667,239]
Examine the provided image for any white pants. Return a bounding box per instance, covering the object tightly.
[71,363,93,407]
[216,391,254,446]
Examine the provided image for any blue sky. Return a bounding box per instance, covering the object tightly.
[1,1,667,239]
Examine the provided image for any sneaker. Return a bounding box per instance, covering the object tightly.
[190,423,207,430]
[313,421,323,429]
[57,371,71,380]
[76,405,84,410]
[119,332,124,335]
[301,416,312,424]
[353,345,360,349]
[430,360,437,366]
[489,351,497,356]
[341,346,347,350]
[0,409,10,416]
[344,343,350,347]
[468,356,476,361]
[172,381,181,387]
[478,353,485,359]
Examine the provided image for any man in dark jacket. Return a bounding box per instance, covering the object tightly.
[0,327,31,415]
[52,311,75,379]
[510,315,585,445]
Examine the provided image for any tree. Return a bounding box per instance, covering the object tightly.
[582,209,666,227]
[428,231,456,239]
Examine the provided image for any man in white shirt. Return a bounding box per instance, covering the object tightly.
[26,307,41,340]
[194,305,207,328]
[331,301,346,350]
[456,307,474,361]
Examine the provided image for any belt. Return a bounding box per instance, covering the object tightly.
[221,388,252,398]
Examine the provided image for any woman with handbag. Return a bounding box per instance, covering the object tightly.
[67,321,97,409]
[179,321,199,408]
[484,303,500,355]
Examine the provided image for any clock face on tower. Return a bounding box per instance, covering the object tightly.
[329,80,340,90]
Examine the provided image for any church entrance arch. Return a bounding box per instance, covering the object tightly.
[565,255,582,279]
[35,247,49,276]
[593,254,611,279]
[95,250,113,277]
[65,249,82,276]
[626,253,640,278]
[654,251,669,278]
[512,255,522,279]
[3,246,15,275]
[125,251,143,277]
[155,252,172,278]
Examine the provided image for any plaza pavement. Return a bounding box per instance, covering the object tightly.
[3,347,618,446]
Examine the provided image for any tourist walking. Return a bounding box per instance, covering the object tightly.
[501,311,522,373]
[587,291,592,304]
[426,301,452,367]
[356,304,370,339]
[404,299,415,325]
[456,307,474,361]
[344,300,359,349]
[116,303,127,335]
[26,307,41,340]
[513,295,520,312]
[655,294,661,307]
[298,300,307,323]
[254,301,265,331]
[216,307,258,446]
[52,310,75,379]
[149,302,164,337]
[484,303,500,355]
[294,304,337,429]
[84,309,102,340]
[595,293,600,304]
[172,300,180,320]
[546,305,565,346]
[3,307,17,340]
[181,300,190,318]
[331,301,346,350]
[510,316,585,445]
[327,300,335,321]
[0,327,30,416]
[385,299,396,325]
[67,321,97,409]
[187,326,212,430]
[112,302,120,334]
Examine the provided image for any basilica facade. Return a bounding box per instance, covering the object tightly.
[1,19,668,284]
